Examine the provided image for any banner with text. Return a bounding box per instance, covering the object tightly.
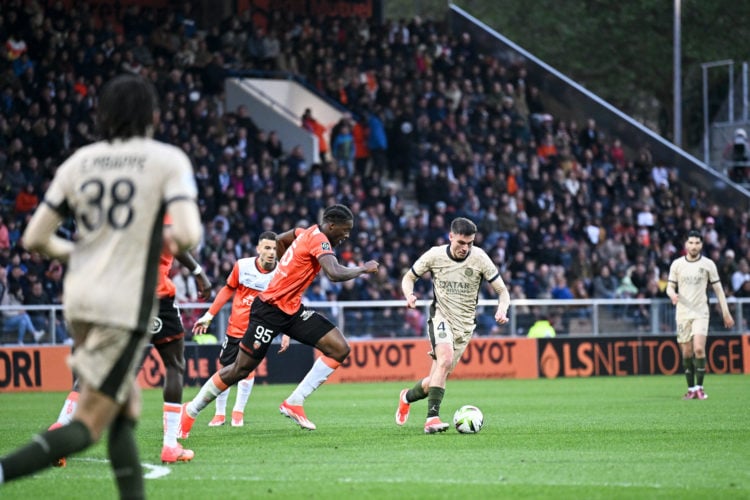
[536,335,747,378]
[325,337,539,383]
[0,346,73,392]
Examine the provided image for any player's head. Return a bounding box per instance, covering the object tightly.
[449,217,477,260]
[321,204,354,247]
[257,231,277,270]
[97,74,159,141]
[685,229,703,258]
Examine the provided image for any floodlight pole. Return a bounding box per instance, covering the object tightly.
[674,0,682,148]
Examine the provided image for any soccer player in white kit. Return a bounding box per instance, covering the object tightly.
[666,230,734,400]
[0,74,201,497]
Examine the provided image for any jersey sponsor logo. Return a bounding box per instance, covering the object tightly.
[241,296,256,306]
[321,242,331,251]
[150,316,163,334]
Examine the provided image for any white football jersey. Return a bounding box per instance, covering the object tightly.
[410,245,502,335]
[43,137,197,332]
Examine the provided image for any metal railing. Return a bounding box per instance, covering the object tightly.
[3,297,747,345]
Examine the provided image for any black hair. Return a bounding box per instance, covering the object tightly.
[97,74,158,141]
[258,231,277,242]
[322,204,353,225]
[451,217,477,236]
[686,229,703,241]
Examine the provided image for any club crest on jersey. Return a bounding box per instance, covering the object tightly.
[150,316,163,334]
[464,269,474,277]
[321,242,331,251]
[253,341,261,350]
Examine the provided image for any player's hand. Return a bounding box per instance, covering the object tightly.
[278,334,290,353]
[670,294,679,306]
[195,272,212,300]
[362,260,379,274]
[405,293,417,309]
[495,310,509,324]
[192,311,214,335]
[723,313,735,329]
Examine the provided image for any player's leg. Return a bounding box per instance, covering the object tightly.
[53,379,81,427]
[155,338,194,462]
[677,320,696,399]
[691,318,709,399]
[1,322,148,498]
[107,383,144,495]
[231,375,255,427]
[209,335,241,427]
[180,347,264,437]
[280,311,347,430]
[153,299,193,461]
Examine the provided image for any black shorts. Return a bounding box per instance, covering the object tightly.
[219,335,242,366]
[240,298,335,360]
[150,297,185,345]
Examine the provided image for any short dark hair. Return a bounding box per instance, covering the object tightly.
[451,217,477,236]
[258,231,277,242]
[322,204,353,225]
[97,74,158,141]
[686,229,703,241]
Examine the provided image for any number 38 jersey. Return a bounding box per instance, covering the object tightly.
[43,137,198,332]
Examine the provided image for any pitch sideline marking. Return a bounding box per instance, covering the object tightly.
[73,457,171,479]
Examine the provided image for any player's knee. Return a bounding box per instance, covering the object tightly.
[694,347,706,358]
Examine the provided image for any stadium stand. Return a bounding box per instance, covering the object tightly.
[0,1,745,341]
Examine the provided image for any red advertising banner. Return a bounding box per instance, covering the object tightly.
[0,346,73,392]
[537,335,746,378]
[325,337,539,383]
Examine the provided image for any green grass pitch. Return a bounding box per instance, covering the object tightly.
[1,375,749,499]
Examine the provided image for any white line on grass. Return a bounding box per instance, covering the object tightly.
[70,457,172,479]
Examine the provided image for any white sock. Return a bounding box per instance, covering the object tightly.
[286,358,336,406]
[215,388,230,416]
[187,374,226,417]
[233,377,255,413]
[57,391,79,425]
[163,403,181,447]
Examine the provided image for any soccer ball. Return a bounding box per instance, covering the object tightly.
[453,405,484,434]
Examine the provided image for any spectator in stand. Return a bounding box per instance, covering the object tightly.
[301,108,329,164]
[1,269,44,345]
[731,259,750,294]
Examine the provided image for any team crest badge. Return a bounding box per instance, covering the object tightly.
[253,341,261,350]
[464,269,474,277]
[150,316,163,334]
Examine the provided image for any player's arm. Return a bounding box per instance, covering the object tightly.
[666,264,679,305]
[174,250,211,299]
[192,284,235,334]
[401,268,420,309]
[318,253,378,282]
[22,204,74,261]
[274,229,297,259]
[165,198,202,253]
[489,277,510,324]
[711,280,735,328]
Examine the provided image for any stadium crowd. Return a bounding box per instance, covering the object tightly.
[1,1,747,342]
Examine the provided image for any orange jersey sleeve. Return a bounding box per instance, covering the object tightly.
[156,214,176,298]
[155,249,176,298]
[261,225,333,315]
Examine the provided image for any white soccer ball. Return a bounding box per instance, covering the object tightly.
[453,405,484,434]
